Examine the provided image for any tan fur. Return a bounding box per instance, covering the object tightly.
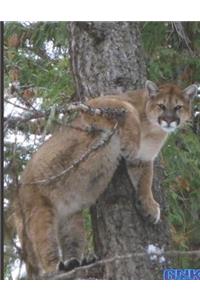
[15,81,197,278]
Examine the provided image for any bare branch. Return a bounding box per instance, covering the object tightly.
[67,102,126,118]
[40,249,200,280]
[4,101,126,131]
[4,111,46,126]
[5,98,35,113]
[20,122,119,186]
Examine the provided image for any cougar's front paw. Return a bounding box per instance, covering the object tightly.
[58,258,80,272]
[136,196,160,224]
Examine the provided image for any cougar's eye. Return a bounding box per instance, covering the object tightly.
[175,105,182,111]
[158,104,166,110]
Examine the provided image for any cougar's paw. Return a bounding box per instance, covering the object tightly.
[58,258,80,272]
[81,253,98,267]
[136,197,160,224]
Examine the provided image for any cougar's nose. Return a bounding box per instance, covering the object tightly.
[159,115,180,127]
[162,116,174,125]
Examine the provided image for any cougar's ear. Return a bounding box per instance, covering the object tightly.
[145,80,159,98]
[183,84,198,101]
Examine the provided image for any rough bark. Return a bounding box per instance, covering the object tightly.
[69,22,146,99]
[68,21,171,279]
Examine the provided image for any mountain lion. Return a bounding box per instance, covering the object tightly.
[15,81,197,278]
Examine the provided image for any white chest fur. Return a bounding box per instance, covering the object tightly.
[136,130,167,161]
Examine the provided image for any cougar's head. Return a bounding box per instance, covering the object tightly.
[145,80,198,133]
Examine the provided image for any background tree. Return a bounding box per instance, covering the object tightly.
[4,21,200,279]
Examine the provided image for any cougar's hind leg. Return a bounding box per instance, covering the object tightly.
[57,211,87,270]
[21,234,40,279]
[28,205,60,275]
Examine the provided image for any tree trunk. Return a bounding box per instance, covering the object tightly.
[68,21,171,279]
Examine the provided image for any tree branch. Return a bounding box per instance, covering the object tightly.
[4,101,126,131]
[20,122,118,186]
[40,249,200,280]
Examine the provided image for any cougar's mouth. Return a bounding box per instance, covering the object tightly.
[159,120,178,133]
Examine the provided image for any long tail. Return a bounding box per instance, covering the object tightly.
[13,192,39,279]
